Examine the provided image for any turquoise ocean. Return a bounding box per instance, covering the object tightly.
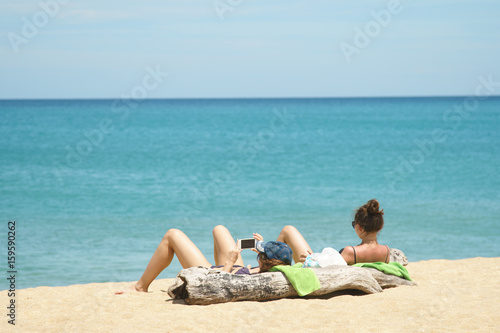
[1,97,499,289]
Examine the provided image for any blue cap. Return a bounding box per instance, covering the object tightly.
[256,241,293,265]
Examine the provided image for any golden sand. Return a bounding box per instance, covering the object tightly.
[1,257,499,332]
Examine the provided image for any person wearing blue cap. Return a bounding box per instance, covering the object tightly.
[117,225,293,294]
[254,240,293,271]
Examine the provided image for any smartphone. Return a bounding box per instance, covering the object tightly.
[237,238,256,249]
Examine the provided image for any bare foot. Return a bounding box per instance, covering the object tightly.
[114,283,146,295]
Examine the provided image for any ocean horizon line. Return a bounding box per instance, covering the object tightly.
[1,95,500,102]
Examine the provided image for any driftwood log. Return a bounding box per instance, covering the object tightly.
[168,265,382,305]
[168,260,416,305]
[390,248,409,266]
[365,268,416,289]
[167,248,414,305]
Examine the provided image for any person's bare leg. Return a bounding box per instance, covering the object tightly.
[213,225,244,266]
[276,225,313,263]
[118,228,211,293]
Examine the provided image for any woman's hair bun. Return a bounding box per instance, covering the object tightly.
[367,199,383,215]
[354,199,384,232]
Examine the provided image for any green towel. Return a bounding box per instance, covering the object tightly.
[270,263,321,296]
[353,262,412,281]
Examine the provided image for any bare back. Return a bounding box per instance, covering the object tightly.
[341,244,390,265]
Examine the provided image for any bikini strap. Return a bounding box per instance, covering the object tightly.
[384,245,390,263]
[351,246,357,264]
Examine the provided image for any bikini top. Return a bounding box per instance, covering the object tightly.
[339,245,390,264]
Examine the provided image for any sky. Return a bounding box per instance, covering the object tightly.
[1,0,499,99]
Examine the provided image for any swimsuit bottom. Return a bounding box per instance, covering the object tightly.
[210,265,251,275]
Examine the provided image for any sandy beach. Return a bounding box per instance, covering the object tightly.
[2,257,499,332]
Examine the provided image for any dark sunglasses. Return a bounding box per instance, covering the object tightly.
[352,220,356,229]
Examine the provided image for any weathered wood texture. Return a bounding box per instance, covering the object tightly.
[365,267,416,288]
[167,249,415,305]
[168,265,414,305]
[390,248,409,266]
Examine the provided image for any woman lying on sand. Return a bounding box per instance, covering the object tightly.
[117,225,292,293]
[278,199,390,265]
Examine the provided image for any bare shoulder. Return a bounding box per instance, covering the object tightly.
[340,246,355,265]
[356,244,390,263]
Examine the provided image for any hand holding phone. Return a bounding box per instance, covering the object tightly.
[237,238,256,249]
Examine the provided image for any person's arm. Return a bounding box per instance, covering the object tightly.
[299,249,313,263]
[222,247,242,273]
